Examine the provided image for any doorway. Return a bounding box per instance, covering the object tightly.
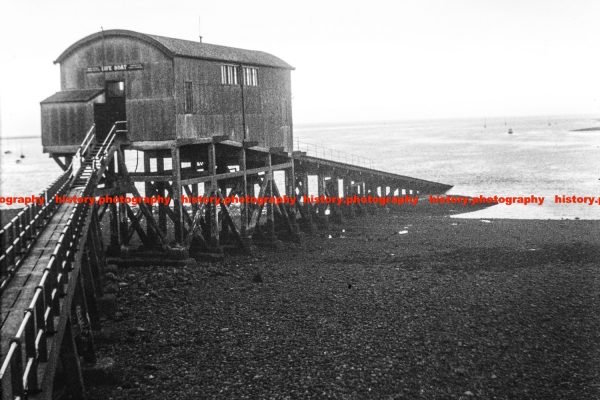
[94,81,126,141]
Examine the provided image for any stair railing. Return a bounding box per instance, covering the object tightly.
[94,121,126,171]
[79,124,96,159]
[71,124,96,177]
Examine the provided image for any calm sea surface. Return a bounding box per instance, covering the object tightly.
[2,115,600,219]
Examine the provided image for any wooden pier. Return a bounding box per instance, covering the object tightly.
[0,29,452,398]
[0,122,450,398]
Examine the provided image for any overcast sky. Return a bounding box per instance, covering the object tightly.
[1,0,600,136]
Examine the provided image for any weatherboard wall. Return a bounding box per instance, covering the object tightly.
[46,35,177,146]
[41,101,96,149]
[173,58,293,151]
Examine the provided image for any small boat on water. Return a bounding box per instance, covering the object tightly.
[508,128,514,134]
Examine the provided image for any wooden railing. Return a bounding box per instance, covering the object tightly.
[94,121,126,171]
[79,124,97,159]
[0,170,72,293]
[294,138,374,169]
[0,124,97,293]
[0,173,96,397]
[0,122,123,398]
[72,124,97,177]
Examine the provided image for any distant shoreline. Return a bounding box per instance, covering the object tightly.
[0,135,40,140]
[570,127,600,132]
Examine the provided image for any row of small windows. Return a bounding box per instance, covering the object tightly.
[184,65,260,113]
[221,65,238,85]
[243,67,258,87]
[220,65,258,86]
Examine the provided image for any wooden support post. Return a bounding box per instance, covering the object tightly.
[117,150,128,245]
[191,159,199,213]
[243,178,255,239]
[366,182,376,215]
[238,148,250,240]
[216,192,247,251]
[88,211,106,294]
[343,178,355,218]
[107,158,120,255]
[265,153,276,242]
[248,176,269,233]
[171,147,183,244]
[283,160,301,237]
[207,143,220,250]
[355,181,365,215]
[157,155,167,234]
[73,276,96,364]
[297,171,316,233]
[271,179,300,241]
[317,171,329,228]
[328,177,344,224]
[81,248,101,331]
[285,160,294,197]
[143,152,154,237]
[385,184,391,207]
[60,318,86,399]
[185,205,209,250]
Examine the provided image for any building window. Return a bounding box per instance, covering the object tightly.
[243,67,258,86]
[220,65,238,85]
[106,81,125,97]
[184,81,193,113]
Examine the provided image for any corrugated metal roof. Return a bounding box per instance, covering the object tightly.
[55,30,294,70]
[41,89,104,104]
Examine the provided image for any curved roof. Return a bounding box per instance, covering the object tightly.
[55,29,294,70]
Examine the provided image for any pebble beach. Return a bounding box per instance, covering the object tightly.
[86,202,600,399]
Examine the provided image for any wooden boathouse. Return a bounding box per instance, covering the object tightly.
[40,28,451,256]
[42,29,293,155]
[0,30,451,398]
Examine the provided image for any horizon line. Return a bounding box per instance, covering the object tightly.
[1,112,598,139]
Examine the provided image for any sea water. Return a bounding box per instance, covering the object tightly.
[296,115,600,220]
[2,115,600,219]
